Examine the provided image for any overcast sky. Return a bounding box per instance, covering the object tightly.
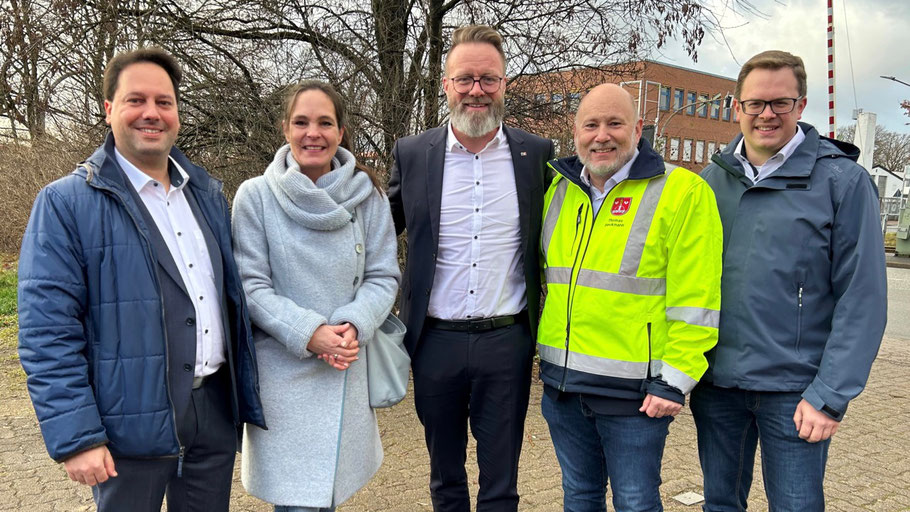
[656,0,910,135]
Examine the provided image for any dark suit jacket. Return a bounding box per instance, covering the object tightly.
[125,166,231,427]
[388,125,555,356]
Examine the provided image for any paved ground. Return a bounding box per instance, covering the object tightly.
[885,267,910,340]
[2,273,909,511]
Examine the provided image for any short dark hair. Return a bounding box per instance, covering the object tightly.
[735,50,807,99]
[281,80,382,193]
[446,25,506,74]
[103,48,182,102]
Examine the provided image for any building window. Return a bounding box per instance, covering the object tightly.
[708,141,717,159]
[711,98,721,120]
[683,139,693,161]
[656,136,667,157]
[695,140,705,163]
[722,103,731,121]
[552,93,564,113]
[674,89,685,111]
[659,86,671,111]
[535,93,547,115]
[719,143,727,152]
[698,94,708,118]
[686,92,697,115]
[669,138,680,161]
[568,92,581,112]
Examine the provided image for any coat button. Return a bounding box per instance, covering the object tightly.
[355,244,364,254]
[183,364,192,372]
[186,317,195,326]
[425,288,431,296]
[353,276,360,286]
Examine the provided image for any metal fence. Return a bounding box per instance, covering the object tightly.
[881,196,906,234]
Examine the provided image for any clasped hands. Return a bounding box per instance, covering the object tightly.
[307,323,360,371]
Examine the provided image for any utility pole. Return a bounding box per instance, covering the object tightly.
[827,0,837,138]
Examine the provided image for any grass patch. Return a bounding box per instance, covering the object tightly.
[0,255,16,337]
[0,262,16,319]
[0,256,24,392]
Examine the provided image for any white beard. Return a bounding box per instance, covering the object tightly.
[449,99,505,138]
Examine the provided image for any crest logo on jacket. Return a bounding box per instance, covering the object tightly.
[611,197,632,215]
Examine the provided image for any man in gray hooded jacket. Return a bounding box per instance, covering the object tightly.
[693,50,887,511]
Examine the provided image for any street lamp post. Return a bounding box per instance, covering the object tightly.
[880,75,910,88]
[880,75,910,126]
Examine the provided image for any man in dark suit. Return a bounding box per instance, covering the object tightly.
[388,25,554,512]
[17,48,264,512]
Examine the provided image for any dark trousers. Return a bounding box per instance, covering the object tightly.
[690,382,830,512]
[412,318,534,512]
[92,370,238,512]
[541,391,671,512]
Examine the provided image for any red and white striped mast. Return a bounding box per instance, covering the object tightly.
[826,0,836,138]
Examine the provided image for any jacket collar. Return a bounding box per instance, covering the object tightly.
[713,122,860,179]
[78,133,221,195]
[548,136,666,191]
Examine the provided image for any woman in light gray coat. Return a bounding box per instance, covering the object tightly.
[232,81,399,512]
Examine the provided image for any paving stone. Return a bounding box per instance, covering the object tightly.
[1,337,908,511]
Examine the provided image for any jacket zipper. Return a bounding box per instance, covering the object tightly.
[84,163,184,467]
[203,189,242,430]
[561,200,594,390]
[646,322,653,379]
[796,282,804,354]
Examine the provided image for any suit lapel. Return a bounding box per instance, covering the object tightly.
[503,125,532,255]
[425,127,447,251]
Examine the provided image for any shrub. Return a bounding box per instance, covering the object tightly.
[0,140,94,252]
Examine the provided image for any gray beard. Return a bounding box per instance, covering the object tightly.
[449,100,504,138]
[582,145,636,179]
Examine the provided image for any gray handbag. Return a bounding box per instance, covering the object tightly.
[366,313,410,408]
[352,205,410,408]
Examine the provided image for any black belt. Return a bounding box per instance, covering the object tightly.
[426,311,526,333]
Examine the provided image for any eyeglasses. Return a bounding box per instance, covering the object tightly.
[449,75,503,94]
[738,96,803,115]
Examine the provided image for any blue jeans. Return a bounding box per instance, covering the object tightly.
[690,383,830,512]
[274,506,334,512]
[541,389,672,512]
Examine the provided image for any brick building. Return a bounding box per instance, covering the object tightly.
[509,60,742,172]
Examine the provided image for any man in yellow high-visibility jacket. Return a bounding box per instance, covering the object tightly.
[538,83,723,511]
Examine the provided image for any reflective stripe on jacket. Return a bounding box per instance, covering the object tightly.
[537,139,722,403]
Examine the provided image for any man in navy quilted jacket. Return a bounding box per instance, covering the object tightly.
[17,47,264,512]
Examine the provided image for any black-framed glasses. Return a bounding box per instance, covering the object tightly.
[738,96,803,115]
[449,75,503,94]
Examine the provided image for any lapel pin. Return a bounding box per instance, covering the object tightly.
[520,151,527,156]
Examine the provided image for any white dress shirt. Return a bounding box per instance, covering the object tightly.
[426,124,526,320]
[116,149,225,378]
[580,149,639,217]
[734,126,805,183]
